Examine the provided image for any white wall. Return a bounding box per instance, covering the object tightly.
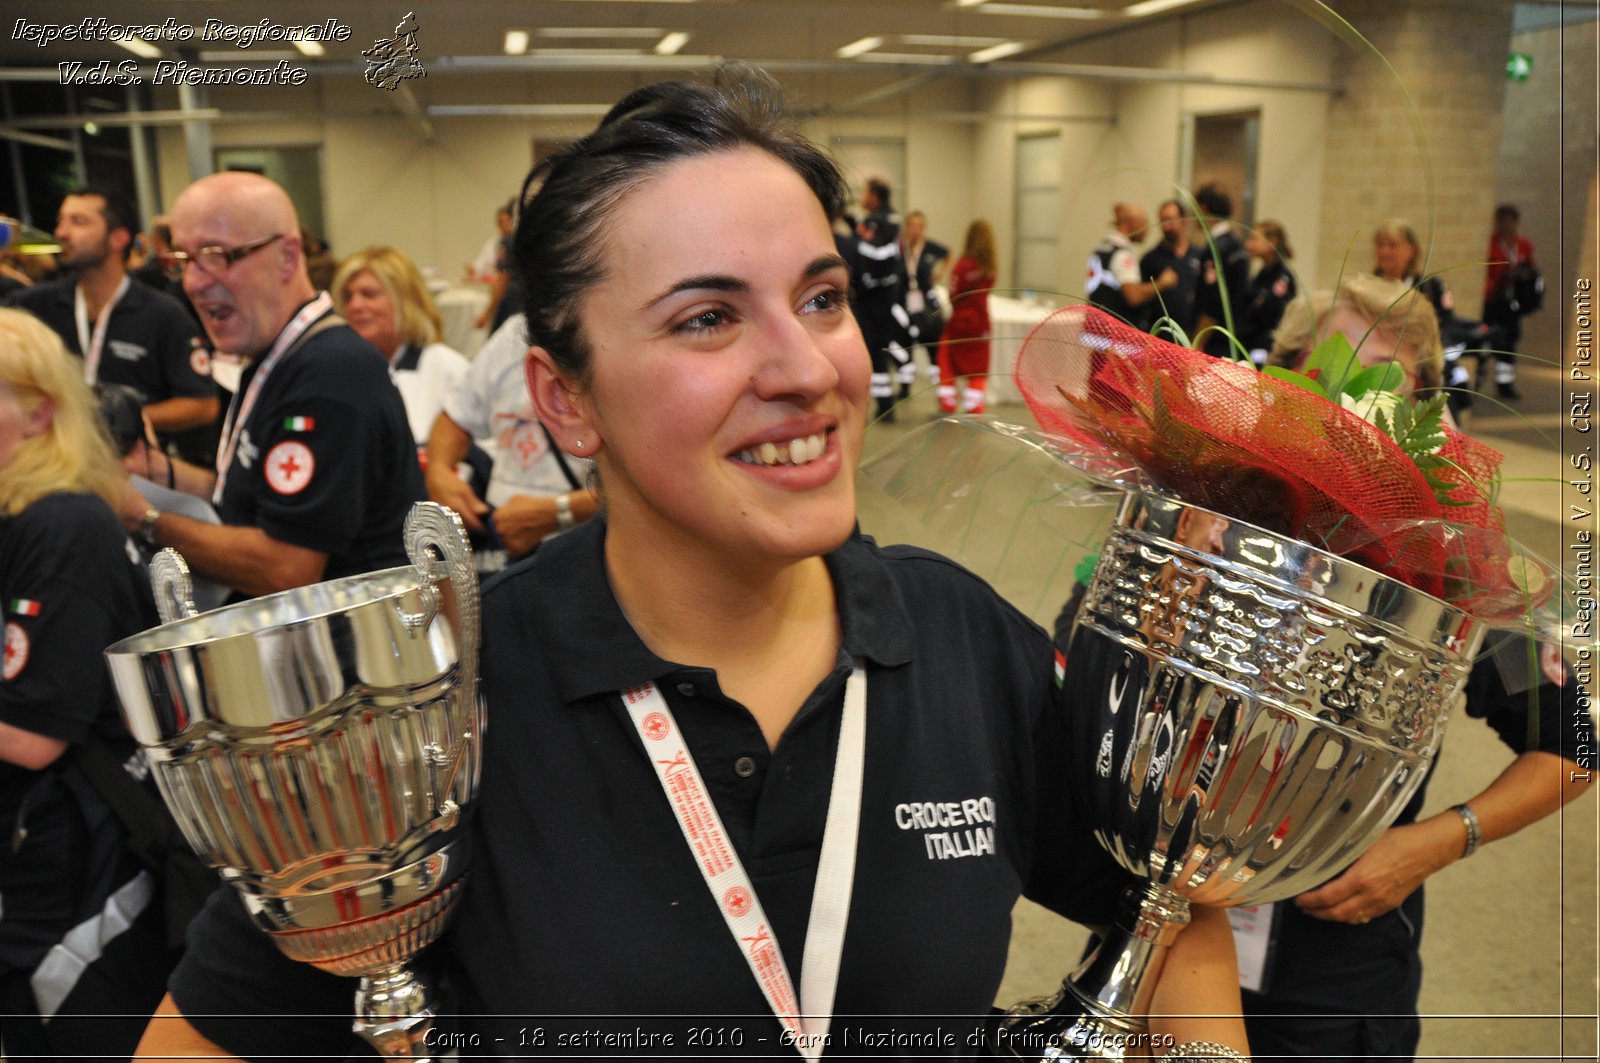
[151,3,1346,300]
[959,3,1337,301]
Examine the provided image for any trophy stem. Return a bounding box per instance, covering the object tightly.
[354,964,440,1062]
[996,883,1191,1061]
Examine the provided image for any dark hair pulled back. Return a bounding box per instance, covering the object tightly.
[510,64,848,382]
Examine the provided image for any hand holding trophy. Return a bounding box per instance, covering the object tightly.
[106,502,482,1061]
[996,307,1552,1060]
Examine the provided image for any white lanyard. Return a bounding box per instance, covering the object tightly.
[73,275,131,384]
[622,662,867,1060]
[212,292,333,505]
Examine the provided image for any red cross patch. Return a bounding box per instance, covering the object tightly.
[190,346,212,377]
[722,886,753,918]
[265,441,315,495]
[642,711,671,741]
[3,622,29,681]
[1271,276,1289,298]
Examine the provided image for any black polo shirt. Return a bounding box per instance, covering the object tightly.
[216,317,422,582]
[170,519,1134,1059]
[7,276,214,406]
[0,493,154,818]
[1139,242,1206,339]
[1195,226,1252,357]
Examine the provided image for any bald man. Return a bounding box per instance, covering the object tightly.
[117,172,422,599]
[1084,202,1177,331]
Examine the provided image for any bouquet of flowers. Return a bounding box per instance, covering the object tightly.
[1013,305,1551,622]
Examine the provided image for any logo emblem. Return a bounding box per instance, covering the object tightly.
[3,622,29,681]
[722,886,752,918]
[190,347,212,376]
[265,441,315,495]
[642,711,671,741]
[364,12,427,91]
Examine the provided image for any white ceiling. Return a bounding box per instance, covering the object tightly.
[0,0,1240,112]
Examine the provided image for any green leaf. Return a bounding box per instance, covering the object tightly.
[1262,365,1328,398]
[1303,332,1362,396]
[1345,362,1406,399]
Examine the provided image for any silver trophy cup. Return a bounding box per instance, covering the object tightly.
[105,503,482,1060]
[997,491,1485,1061]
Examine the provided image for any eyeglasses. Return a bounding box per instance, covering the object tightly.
[163,233,282,277]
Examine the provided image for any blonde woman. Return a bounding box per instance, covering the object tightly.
[332,246,468,447]
[0,308,169,1060]
[936,219,998,414]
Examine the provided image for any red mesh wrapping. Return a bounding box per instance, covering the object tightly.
[1014,306,1528,617]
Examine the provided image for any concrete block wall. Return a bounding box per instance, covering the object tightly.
[1315,0,1514,315]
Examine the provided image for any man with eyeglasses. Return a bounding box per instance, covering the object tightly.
[116,171,422,600]
[6,186,219,448]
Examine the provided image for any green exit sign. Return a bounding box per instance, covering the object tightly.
[1506,52,1533,81]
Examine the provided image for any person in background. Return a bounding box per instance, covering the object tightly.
[467,202,514,284]
[331,245,469,451]
[113,172,422,601]
[936,219,999,415]
[1373,219,1495,422]
[7,187,219,449]
[1085,202,1175,332]
[849,176,913,420]
[474,199,524,335]
[1481,203,1539,400]
[1256,292,1584,1058]
[1238,633,1591,1062]
[425,314,597,571]
[0,309,169,1061]
[1140,199,1206,342]
[129,216,182,301]
[900,209,950,381]
[1192,182,1253,358]
[300,229,337,293]
[1237,220,1296,366]
[135,66,1248,1062]
[1269,272,1443,401]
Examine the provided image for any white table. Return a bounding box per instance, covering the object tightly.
[985,295,1054,406]
[436,286,491,358]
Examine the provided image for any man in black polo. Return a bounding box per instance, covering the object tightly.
[8,187,218,443]
[1139,199,1206,342]
[1191,183,1252,358]
[115,171,421,599]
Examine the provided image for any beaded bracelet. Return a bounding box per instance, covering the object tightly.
[1161,1040,1249,1062]
[1452,803,1482,857]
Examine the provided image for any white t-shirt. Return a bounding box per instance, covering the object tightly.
[392,341,469,446]
[442,315,592,507]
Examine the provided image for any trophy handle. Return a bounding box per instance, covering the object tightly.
[403,502,480,696]
[150,548,199,623]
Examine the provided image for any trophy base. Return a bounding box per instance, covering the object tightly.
[996,883,1191,1062]
[357,964,442,1062]
[995,982,1152,1062]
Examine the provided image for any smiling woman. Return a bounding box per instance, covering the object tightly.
[136,66,1248,1062]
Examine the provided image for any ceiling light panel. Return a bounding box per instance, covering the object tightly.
[971,3,1104,17]
[536,27,666,38]
[655,32,691,55]
[968,41,1028,63]
[836,36,884,59]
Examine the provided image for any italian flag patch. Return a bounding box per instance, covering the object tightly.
[8,598,40,617]
[1054,648,1066,688]
[284,416,315,432]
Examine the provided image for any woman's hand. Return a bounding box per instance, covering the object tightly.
[1293,818,1460,924]
[424,463,490,534]
[493,495,561,558]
